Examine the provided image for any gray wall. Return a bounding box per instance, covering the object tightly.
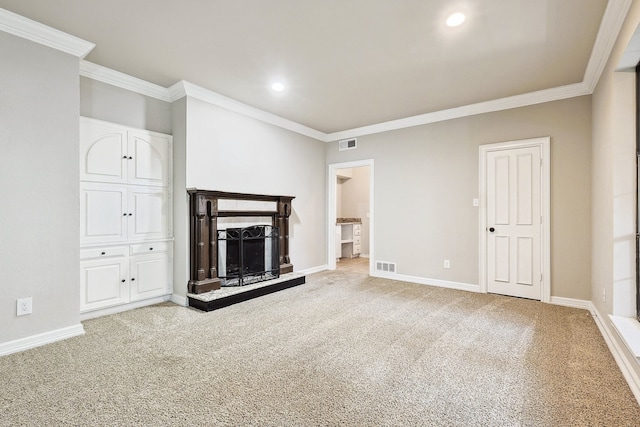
[80,77,172,134]
[326,96,592,300]
[170,98,189,301]
[0,32,81,343]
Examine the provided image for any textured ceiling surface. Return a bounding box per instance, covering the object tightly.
[0,0,608,133]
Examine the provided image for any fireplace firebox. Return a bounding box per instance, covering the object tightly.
[218,225,279,286]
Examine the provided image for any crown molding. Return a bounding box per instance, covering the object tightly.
[76,0,629,143]
[169,80,327,141]
[327,82,590,142]
[583,0,633,90]
[80,61,171,102]
[0,8,94,58]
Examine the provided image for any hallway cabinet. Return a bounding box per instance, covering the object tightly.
[336,222,362,259]
[79,118,173,315]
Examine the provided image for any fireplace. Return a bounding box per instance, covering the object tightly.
[218,225,279,286]
[187,190,305,311]
[187,189,295,294]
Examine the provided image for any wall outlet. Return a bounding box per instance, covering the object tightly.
[17,297,32,316]
[444,260,450,269]
[602,288,606,303]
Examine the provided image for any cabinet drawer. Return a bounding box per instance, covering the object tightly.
[80,246,129,260]
[353,235,361,244]
[130,242,171,255]
[353,225,361,236]
[353,244,361,254]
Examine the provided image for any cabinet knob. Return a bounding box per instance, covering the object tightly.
[128,213,132,216]
[128,156,132,160]
[123,213,127,216]
[121,279,125,283]
[122,155,127,159]
[131,278,135,281]
[101,252,106,255]
[149,247,153,251]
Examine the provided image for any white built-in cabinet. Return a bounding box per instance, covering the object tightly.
[79,117,173,314]
[336,223,361,259]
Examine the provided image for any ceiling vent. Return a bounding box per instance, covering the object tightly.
[338,138,357,151]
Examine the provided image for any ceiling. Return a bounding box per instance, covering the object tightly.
[0,0,612,134]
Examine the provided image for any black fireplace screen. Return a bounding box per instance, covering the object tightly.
[217,225,280,286]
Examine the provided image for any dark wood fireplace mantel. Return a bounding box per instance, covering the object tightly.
[188,189,295,294]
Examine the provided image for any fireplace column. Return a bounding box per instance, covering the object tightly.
[188,194,222,294]
[277,196,294,274]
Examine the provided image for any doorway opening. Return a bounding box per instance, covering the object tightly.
[327,160,374,274]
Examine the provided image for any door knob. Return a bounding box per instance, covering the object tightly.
[489,227,495,232]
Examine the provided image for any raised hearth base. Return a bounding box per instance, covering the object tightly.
[187,272,305,312]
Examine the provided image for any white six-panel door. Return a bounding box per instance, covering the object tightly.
[481,138,549,301]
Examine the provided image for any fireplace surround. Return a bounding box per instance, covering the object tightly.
[187,189,295,294]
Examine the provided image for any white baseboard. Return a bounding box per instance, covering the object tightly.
[549,296,593,310]
[589,303,640,405]
[371,271,480,293]
[80,295,171,321]
[298,264,329,275]
[170,293,188,307]
[0,324,85,357]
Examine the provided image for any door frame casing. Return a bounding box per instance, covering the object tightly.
[327,159,374,274]
[479,137,551,302]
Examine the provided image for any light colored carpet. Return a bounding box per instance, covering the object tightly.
[1,267,639,426]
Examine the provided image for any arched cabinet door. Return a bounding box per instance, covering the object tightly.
[127,130,170,187]
[80,119,127,184]
[80,118,170,187]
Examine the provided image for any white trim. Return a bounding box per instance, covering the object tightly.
[584,0,633,86]
[168,80,326,141]
[590,303,640,405]
[298,265,329,275]
[371,271,480,294]
[0,324,85,357]
[478,137,551,302]
[326,0,631,142]
[79,295,171,321]
[326,83,589,142]
[80,61,171,102]
[327,160,375,275]
[610,315,640,361]
[550,296,593,311]
[3,0,630,140]
[0,8,95,58]
[170,293,188,307]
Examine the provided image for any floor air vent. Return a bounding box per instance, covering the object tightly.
[338,138,357,151]
[375,261,396,273]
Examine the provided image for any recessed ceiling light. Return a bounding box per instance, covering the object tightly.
[446,12,465,27]
[271,82,285,92]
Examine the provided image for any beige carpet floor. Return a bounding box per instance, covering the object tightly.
[1,266,640,426]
